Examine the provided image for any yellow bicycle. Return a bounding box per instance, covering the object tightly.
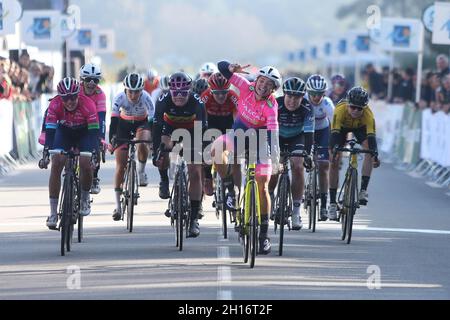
[236,155,261,268]
[334,139,376,244]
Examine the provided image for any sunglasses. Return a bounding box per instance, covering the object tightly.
[128,89,142,94]
[83,77,100,84]
[308,92,325,97]
[211,89,229,95]
[349,105,364,111]
[61,93,79,102]
[170,90,190,97]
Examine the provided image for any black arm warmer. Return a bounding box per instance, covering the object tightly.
[217,61,233,80]
[304,132,313,154]
[368,135,378,153]
[98,111,106,140]
[330,131,342,149]
[109,117,119,143]
[45,128,56,149]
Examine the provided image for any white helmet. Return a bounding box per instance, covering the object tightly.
[159,75,170,91]
[199,62,217,75]
[258,66,282,89]
[147,68,158,79]
[123,73,144,90]
[80,63,102,80]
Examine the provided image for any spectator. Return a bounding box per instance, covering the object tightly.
[436,74,450,112]
[398,68,415,102]
[436,54,450,79]
[18,51,31,70]
[419,71,435,109]
[391,71,404,103]
[365,63,385,99]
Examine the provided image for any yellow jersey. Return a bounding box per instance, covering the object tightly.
[331,100,376,136]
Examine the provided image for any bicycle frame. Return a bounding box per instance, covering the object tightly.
[238,163,261,230]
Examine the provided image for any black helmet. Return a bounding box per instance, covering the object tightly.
[192,78,209,95]
[283,77,306,96]
[347,86,369,107]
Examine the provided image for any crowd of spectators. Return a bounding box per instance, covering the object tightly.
[362,54,450,114]
[0,50,54,101]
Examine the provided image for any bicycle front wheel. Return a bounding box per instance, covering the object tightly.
[346,168,358,244]
[127,161,136,233]
[249,181,258,268]
[221,180,228,239]
[341,170,351,241]
[311,167,318,232]
[60,174,73,256]
[277,175,288,256]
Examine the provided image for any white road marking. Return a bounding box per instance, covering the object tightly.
[217,237,232,300]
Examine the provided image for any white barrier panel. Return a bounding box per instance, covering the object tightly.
[422,110,450,167]
[420,108,432,160]
[378,104,405,154]
[433,111,447,166]
[0,99,14,155]
[445,115,450,167]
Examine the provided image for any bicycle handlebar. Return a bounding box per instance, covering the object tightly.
[49,149,92,157]
[114,138,152,145]
[280,150,309,158]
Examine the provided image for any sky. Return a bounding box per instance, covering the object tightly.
[72,0,354,74]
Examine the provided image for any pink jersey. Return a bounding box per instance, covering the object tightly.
[230,73,278,131]
[45,95,99,130]
[80,85,107,113]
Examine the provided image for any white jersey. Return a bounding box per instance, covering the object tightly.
[111,91,155,121]
[305,94,335,130]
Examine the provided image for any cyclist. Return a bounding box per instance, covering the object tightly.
[144,68,162,106]
[144,68,160,95]
[192,78,209,96]
[268,77,313,230]
[44,77,99,229]
[200,72,238,201]
[305,74,335,221]
[328,86,381,219]
[160,75,170,94]
[328,74,349,105]
[79,63,106,195]
[196,62,218,80]
[152,72,207,238]
[109,73,155,221]
[212,61,281,255]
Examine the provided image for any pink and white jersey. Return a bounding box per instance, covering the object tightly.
[45,95,99,130]
[80,85,107,113]
[229,74,278,131]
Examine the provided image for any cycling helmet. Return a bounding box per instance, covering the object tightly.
[80,63,102,79]
[331,74,346,85]
[192,78,209,95]
[258,66,282,89]
[123,73,144,90]
[57,77,80,95]
[199,62,217,75]
[282,77,306,96]
[208,72,231,90]
[169,72,192,90]
[159,75,170,91]
[147,68,158,79]
[347,86,369,107]
[306,74,328,93]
